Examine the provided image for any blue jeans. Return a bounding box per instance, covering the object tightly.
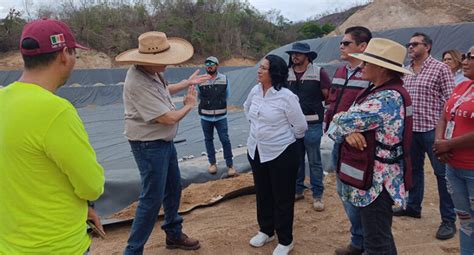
[124,140,183,255]
[334,142,364,250]
[296,123,324,198]
[408,130,456,222]
[201,118,233,167]
[360,189,396,255]
[446,165,474,255]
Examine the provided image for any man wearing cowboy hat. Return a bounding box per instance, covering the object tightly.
[116,31,211,253]
[286,42,331,212]
[197,56,236,176]
[0,18,104,254]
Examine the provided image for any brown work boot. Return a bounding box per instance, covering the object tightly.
[166,233,200,250]
[295,193,304,201]
[208,164,217,174]
[227,166,237,176]
[334,244,363,255]
[313,198,325,212]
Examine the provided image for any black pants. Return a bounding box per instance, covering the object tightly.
[360,188,397,255]
[248,142,299,246]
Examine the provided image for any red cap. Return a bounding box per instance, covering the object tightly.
[20,18,88,56]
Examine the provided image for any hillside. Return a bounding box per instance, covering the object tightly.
[332,0,474,34]
[0,51,257,70]
[0,50,114,70]
[314,4,367,27]
[1,0,474,70]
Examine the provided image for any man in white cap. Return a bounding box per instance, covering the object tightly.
[197,56,236,176]
[116,31,210,253]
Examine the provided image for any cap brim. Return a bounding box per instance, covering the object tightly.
[349,53,414,75]
[74,43,89,50]
[115,37,194,66]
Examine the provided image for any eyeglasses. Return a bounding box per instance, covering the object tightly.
[205,62,217,67]
[405,42,426,48]
[461,52,473,61]
[340,41,354,46]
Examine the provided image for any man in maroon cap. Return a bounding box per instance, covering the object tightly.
[0,18,105,253]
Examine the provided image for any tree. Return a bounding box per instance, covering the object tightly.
[321,23,336,35]
[0,0,337,61]
[298,22,323,39]
[0,9,26,52]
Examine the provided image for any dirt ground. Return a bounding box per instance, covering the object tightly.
[0,52,256,71]
[333,0,474,34]
[91,161,459,255]
[107,173,255,221]
[0,50,114,70]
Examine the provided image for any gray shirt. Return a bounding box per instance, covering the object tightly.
[123,65,177,141]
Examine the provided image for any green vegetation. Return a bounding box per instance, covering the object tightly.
[0,9,26,52]
[298,22,336,39]
[0,0,339,60]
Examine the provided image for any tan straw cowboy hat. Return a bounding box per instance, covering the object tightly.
[349,38,413,75]
[115,31,194,66]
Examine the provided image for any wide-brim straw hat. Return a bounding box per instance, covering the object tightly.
[349,38,413,75]
[115,31,194,66]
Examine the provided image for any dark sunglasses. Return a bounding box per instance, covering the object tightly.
[205,62,216,67]
[461,52,473,61]
[405,42,426,48]
[340,41,354,46]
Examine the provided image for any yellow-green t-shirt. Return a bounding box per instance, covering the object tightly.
[0,82,105,254]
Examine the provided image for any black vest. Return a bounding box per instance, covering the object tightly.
[198,73,227,116]
[287,63,324,124]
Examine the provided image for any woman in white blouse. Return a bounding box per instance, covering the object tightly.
[244,54,307,255]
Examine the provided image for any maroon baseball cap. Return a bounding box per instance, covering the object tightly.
[20,18,88,56]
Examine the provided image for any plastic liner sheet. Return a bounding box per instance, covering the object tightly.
[80,103,334,217]
[224,22,474,108]
[271,22,474,65]
[2,23,473,94]
[0,66,249,87]
[5,22,472,218]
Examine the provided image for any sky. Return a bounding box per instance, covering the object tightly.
[0,0,370,22]
[247,0,370,22]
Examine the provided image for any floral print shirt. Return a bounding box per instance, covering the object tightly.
[331,88,408,208]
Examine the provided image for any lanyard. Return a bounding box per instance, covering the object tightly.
[450,83,474,120]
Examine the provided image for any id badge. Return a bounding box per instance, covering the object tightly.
[444,121,455,139]
[326,122,337,141]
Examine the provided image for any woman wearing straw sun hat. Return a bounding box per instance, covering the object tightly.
[115,31,210,254]
[327,38,414,254]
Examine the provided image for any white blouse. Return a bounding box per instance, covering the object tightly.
[244,84,308,163]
